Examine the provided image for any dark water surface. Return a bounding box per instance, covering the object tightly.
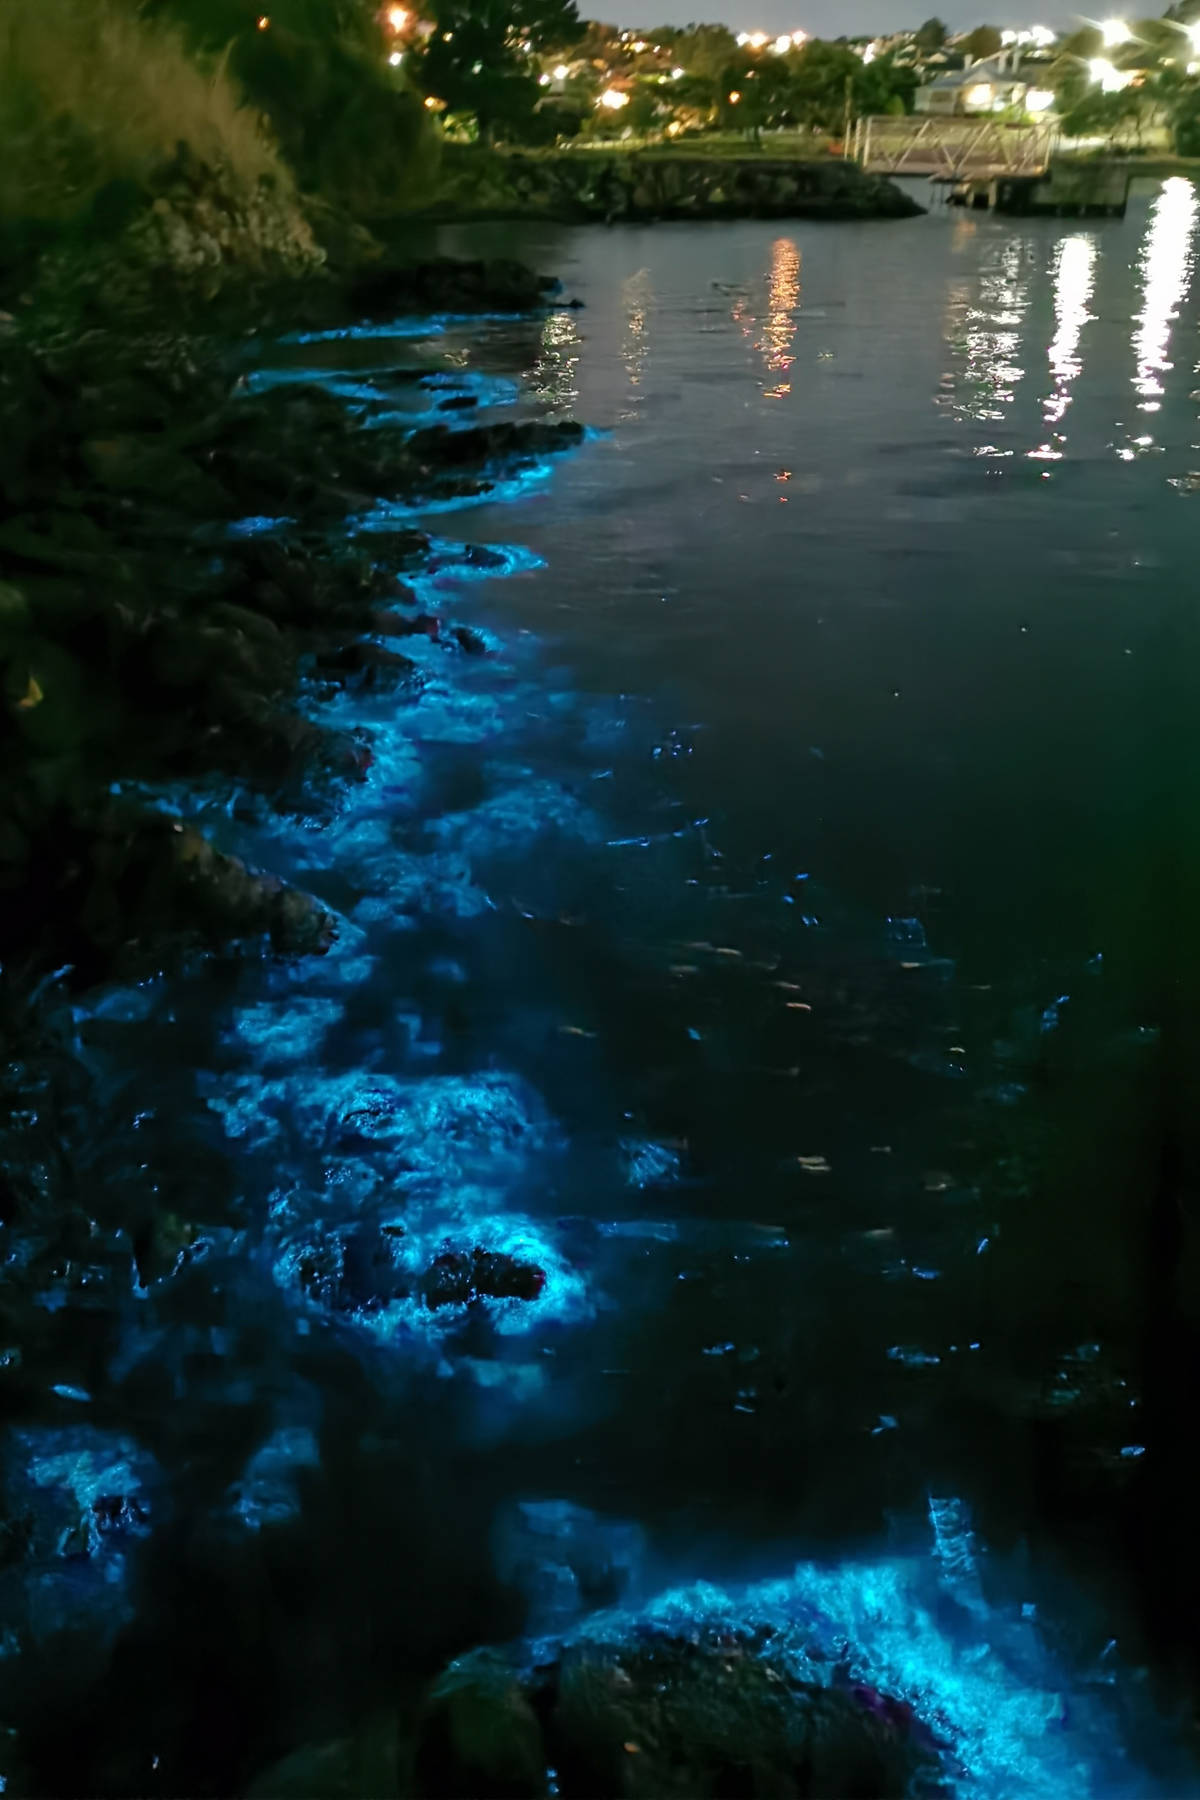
[8,185,1200,1796]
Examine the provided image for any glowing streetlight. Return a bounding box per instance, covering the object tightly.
[386,5,408,30]
[671,66,684,78]
[553,63,569,79]
[728,88,742,103]
[1089,56,1133,92]
[1101,20,1131,49]
[388,48,403,64]
[773,33,791,53]
[598,87,629,109]
[256,13,269,27]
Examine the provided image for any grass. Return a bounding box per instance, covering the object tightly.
[0,0,284,226]
[504,132,840,161]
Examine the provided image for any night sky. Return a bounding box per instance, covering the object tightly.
[614,4,1081,32]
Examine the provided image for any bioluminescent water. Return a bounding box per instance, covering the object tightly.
[5,188,1200,1796]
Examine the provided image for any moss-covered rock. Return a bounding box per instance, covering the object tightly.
[414,1651,549,1800]
[411,1625,945,1800]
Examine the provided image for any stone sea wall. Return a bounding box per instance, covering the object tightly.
[427,147,924,224]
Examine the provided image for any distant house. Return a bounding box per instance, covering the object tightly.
[914,50,1030,116]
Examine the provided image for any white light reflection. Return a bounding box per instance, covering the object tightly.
[762,237,801,399]
[1030,234,1096,460]
[939,239,1033,428]
[620,269,653,419]
[1132,177,1198,414]
[531,309,582,409]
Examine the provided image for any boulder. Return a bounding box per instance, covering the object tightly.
[413,1624,944,1800]
[414,1651,549,1800]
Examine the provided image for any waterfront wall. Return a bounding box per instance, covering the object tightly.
[425,146,924,223]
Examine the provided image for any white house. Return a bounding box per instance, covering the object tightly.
[915,50,1033,117]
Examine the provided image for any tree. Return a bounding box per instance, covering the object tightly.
[416,0,583,141]
[1059,85,1149,144]
[1172,83,1200,153]
[914,18,948,54]
[673,23,740,85]
[782,40,915,132]
[961,26,1003,61]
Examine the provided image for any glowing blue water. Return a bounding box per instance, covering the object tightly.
[13,209,1199,1791]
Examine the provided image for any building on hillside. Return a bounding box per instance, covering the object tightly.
[914,49,1046,116]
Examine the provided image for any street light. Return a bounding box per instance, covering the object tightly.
[1089,56,1133,92]
[553,63,569,80]
[598,88,628,109]
[387,5,408,30]
[1101,20,1132,49]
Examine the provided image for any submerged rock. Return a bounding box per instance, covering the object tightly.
[408,419,584,471]
[422,1247,547,1310]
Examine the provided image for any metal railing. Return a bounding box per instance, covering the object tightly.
[854,116,1057,180]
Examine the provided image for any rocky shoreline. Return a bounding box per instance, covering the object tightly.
[1,252,579,984]
[0,181,1170,1800]
[423,146,924,225]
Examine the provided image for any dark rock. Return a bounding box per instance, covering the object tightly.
[451,625,488,657]
[246,1714,400,1799]
[297,1223,412,1316]
[422,1247,547,1310]
[348,256,558,320]
[414,1626,943,1800]
[423,147,922,226]
[408,419,584,470]
[437,394,479,413]
[372,609,441,642]
[550,1631,933,1799]
[414,1651,549,1800]
[312,640,420,692]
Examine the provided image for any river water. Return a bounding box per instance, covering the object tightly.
[7,183,1200,1795]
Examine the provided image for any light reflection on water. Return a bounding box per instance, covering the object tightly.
[1031,233,1097,460]
[532,306,582,409]
[620,267,652,418]
[947,236,1034,424]
[762,235,801,400]
[1132,177,1199,415]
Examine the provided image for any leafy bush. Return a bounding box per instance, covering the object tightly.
[0,0,282,226]
[1173,89,1200,157]
[228,24,438,211]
